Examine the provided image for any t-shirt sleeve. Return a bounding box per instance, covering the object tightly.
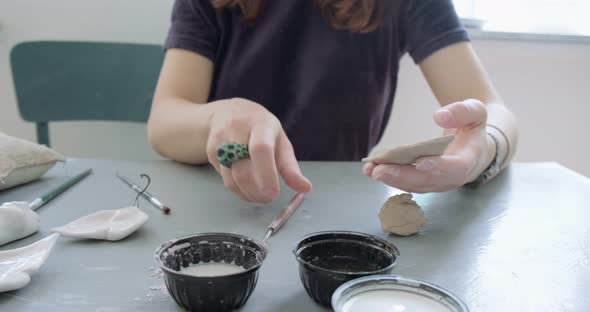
[164,0,220,61]
[400,0,470,64]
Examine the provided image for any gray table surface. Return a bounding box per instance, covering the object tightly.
[0,159,589,312]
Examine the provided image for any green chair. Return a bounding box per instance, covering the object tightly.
[10,41,164,146]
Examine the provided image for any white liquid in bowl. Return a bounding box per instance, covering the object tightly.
[180,263,246,277]
[342,289,451,312]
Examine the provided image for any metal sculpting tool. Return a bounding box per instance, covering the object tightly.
[116,173,171,214]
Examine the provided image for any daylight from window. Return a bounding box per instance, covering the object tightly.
[454,0,590,36]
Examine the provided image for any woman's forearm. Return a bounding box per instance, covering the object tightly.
[147,98,215,165]
[418,42,518,172]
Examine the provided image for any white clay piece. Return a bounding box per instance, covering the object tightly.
[362,135,454,165]
[0,233,60,293]
[378,193,427,236]
[0,131,65,191]
[0,202,40,246]
[51,206,149,241]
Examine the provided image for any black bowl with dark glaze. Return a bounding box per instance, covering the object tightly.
[155,233,267,312]
[293,231,400,307]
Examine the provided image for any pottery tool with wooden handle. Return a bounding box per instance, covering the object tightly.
[263,192,305,243]
[28,168,92,211]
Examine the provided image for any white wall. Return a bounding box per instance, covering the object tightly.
[0,0,172,160]
[1,1,589,176]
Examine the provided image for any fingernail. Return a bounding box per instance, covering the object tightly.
[416,159,436,171]
[362,165,371,176]
[374,173,392,182]
[375,167,400,181]
[305,180,313,192]
[438,109,452,123]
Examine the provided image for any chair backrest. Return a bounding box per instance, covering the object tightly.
[10,41,164,146]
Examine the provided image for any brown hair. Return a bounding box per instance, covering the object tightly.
[211,0,385,33]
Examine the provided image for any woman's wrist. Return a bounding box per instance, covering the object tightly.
[484,132,497,169]
[486,124,510,169]
[464,131,500,187]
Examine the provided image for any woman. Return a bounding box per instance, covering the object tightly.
[148,0,518,203]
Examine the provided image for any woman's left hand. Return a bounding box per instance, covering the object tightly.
[363,99,496,193]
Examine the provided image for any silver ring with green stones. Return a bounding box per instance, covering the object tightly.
[216,141,250,168]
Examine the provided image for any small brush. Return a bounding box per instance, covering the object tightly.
[263,192,305,244]
[29,168,92,211]
[116,173,171,214]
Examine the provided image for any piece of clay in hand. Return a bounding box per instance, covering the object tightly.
[362,135,454,165]
[379,193,426,236]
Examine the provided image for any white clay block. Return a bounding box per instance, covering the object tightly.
[0,202,40,246]
[0,233,60,292]
[362,135,454,165]
[378,193,426,236]
[51,206,148,241]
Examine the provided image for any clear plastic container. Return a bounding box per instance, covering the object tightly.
[332,275,469,312]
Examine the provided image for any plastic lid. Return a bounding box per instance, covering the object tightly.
[332,275,469,312]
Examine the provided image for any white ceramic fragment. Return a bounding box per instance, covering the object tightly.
[378,193,427,236]
[0,202,40,246]
[363,135,454,165]
[50,207,148,241]
[0,233,60,292]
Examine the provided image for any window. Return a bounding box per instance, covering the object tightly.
[453,0,590,36]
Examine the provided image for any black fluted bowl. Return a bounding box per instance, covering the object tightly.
[293,231,400,308]
[155,233,267,312]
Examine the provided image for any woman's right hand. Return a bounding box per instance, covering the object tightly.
[206,98,312,203]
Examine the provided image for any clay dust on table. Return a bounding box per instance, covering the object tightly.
[134,267,168,302]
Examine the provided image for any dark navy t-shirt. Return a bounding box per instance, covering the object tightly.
[165,0,469,161]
